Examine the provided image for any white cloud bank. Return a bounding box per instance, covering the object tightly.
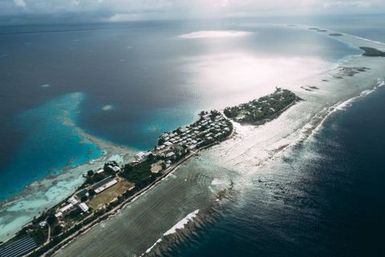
[323,1,371,8]
[1,0,384,21]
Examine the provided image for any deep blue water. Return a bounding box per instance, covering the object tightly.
[160,15,385,257]
[166,80,385,257]
[0,19,360,201]
[0,13,383,257]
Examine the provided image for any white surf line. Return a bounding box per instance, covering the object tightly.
[307,79,385,140]
[140,209,200,256]
[352,35,385,46]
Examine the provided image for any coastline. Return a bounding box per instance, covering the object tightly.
[52,26,385,257]
[52,75,385,257]
[26,113,236,256]
[130,31,385,256]
[0,112,136,243]
[1,24,385,257]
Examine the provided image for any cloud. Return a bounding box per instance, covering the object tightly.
[323,1,372,8]
[13,0,26,8]
[1,0,384,22]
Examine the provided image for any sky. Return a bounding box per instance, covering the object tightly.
[0,0,384,24]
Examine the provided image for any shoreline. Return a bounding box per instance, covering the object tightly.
[50,77,385,257]
[1,24,385,257]
[31,119,236,257]
[137,84,385,257]
[133,81,385,257]
[0,113,136,243]
[124,27,385,257]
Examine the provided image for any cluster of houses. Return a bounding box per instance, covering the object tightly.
[132,111,232,173]
[156,111,231,162]
[54,112,232,220]
[5,112,234,257]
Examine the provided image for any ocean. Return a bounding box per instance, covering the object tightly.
[163,85,385,257]
[160,17,385,257]
[1,14,385,256]
[0,19,358,201]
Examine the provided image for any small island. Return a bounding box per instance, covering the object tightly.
[309,27,327,33]
[0,111,233,257]
[224,88,301,125]
[0,89,300,257]
[360,47,385,57]
[329,33,343,37]
[332,66,370,79]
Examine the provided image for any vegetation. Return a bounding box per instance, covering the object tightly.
[360,47,385,57]
[6,100,236,257]
[85,171,109,185]
[122,159,155,186]
[224,88,300,125]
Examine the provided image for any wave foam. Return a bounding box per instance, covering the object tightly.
[141,209,200,256]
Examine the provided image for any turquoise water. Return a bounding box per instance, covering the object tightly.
[0,92,102,200]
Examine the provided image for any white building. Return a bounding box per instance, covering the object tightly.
[135,151,152,162]
[79,203,89,212]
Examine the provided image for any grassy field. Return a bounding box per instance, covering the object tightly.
[88,180,135,210]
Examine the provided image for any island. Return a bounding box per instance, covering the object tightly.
[309,27,327,33]
[301,85,319,92]
[224,88,301,125]
[329,33,343,37]
[360,47,385,57]
[0,111,233,257]
[332,66,370,79]
[0,89,300,257]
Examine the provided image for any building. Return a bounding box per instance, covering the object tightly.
[68,196,79,205]
[165,152,176,160]
[92,176,118,194]
[0,236,37,257]
[134,151,152,162]
[55,203,74,218]
[95,168,104,174]
[76,189,89,200]
[107,165,121,173]
[39,221,47,228]
[78,203,89,212]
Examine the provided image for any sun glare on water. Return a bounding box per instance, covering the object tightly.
[179,30,252,39]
